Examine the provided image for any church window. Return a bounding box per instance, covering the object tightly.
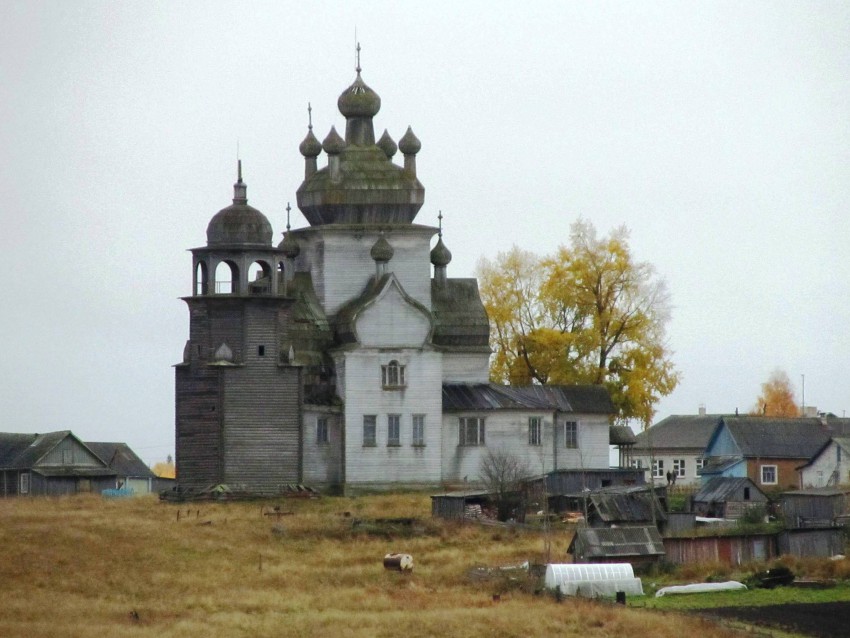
[363,415,377,447]
[528,417,542,446]
[258,345,265,357]
[381,361,405,388]
[316,417,328,445]
[459,417,485,446]
[214,261,238,294]
[564,421,578,449]
[387,415,401,446]
[412,415,425,446]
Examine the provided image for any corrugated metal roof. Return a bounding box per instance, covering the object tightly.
[589,486,667,523]
[693,477,764,503]
[571,525,665,558]
[442,383,614,414]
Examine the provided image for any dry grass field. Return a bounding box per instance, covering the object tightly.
[0,493,761,638]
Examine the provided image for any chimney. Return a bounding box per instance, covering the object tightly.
[698,404,706,417]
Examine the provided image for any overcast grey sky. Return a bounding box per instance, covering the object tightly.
[2,1,849,464]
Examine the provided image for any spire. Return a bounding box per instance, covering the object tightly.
[280,201,300,261]
[233,159,247,204]
[356,41,362,75]
[286,202,292,232]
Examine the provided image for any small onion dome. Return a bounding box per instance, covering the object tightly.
[214,342,234,363]
[377,129,398,158]
[398,126,421,155]
[370,234,394,263]
[337,73,381,118]
[279,231,300,259]
[430,237,452,267]
[299,128,322,158]
[322,126,346,155]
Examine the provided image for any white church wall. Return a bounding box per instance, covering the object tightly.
[440,412,611,485]
[355,283,431,348]
[341,349,443,486]
[441,352,491,383]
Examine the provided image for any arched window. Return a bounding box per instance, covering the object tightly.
[215,261,238,294]
[381,360,405,388]
[195,261,209,295]
[248,260,272,295]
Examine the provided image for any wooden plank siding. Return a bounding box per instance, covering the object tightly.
[296,228,435,316]
[441,352,491,384]
[175,365,223,489]
[440,412,611,485]
[340,350,443,487]
[302,409,343,487]
[663,534,776,566]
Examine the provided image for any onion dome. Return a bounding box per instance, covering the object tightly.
[322,126,346,155]
[398,126,421,155]
[370,234,394,263]
[377,129,397,158]
[430,237,452,267]
[337,72,381,119]
[206,162,273,248]
[299,128,322,158]
[280,232,300,259]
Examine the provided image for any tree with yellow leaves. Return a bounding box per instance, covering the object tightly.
[477,219,679,426]
[751,369,799,417]
[151,454,176,479]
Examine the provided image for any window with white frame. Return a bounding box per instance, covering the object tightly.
[381,360,405,388]
[20,473,30,495]
[652,459,664,478]
[387,414,401,446]
[316,417,329,445]
[363,415,377,447]
[760,464,778,485]
[459,417,485,446]
[630,459,643,469]
[528,417,542,446]
[673,459,686,477]
[695,457,704,475]
[564,421,578,449]
[412,414,425,446]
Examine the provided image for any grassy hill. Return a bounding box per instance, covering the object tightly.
[0,492,768,637]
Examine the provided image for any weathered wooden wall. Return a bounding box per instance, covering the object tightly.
[663,534,776,565]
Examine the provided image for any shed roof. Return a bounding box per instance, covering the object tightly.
[589,485,667,523]
[609,425,636,446]
[693,477,765,503]
[568,525,665,558]
[633,414,724,451]
[442,383,614,414]
[781,487,850,498]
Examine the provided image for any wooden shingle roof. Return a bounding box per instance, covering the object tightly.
[85,443,156,479]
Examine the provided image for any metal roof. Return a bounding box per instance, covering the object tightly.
[720,417,832,459]
[693,477,765,503]
[0,431,73,469]
[609,425,636,446]
[442,383,614,414]
[569,525,665,558]
[589,486,667,523]
[633,414,724,451]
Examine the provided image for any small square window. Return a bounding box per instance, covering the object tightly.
[459,417,485,446]
[258,345,265,357]
[761,464,777,485]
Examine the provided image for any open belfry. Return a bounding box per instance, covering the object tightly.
[175,51,613,494]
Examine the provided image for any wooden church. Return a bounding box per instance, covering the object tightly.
[175,59,614,494]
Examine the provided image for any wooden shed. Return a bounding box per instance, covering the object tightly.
[692,477,767,519]
[779,488,850,528]
[663,532,776,566]
[430,490,493,521]
[777,528,845,558]
[568,525,665,565]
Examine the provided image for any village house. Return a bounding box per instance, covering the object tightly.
[631,410,724,487]
[174,61,616,494]
[699,416,850,490]
[799,437,850,488]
